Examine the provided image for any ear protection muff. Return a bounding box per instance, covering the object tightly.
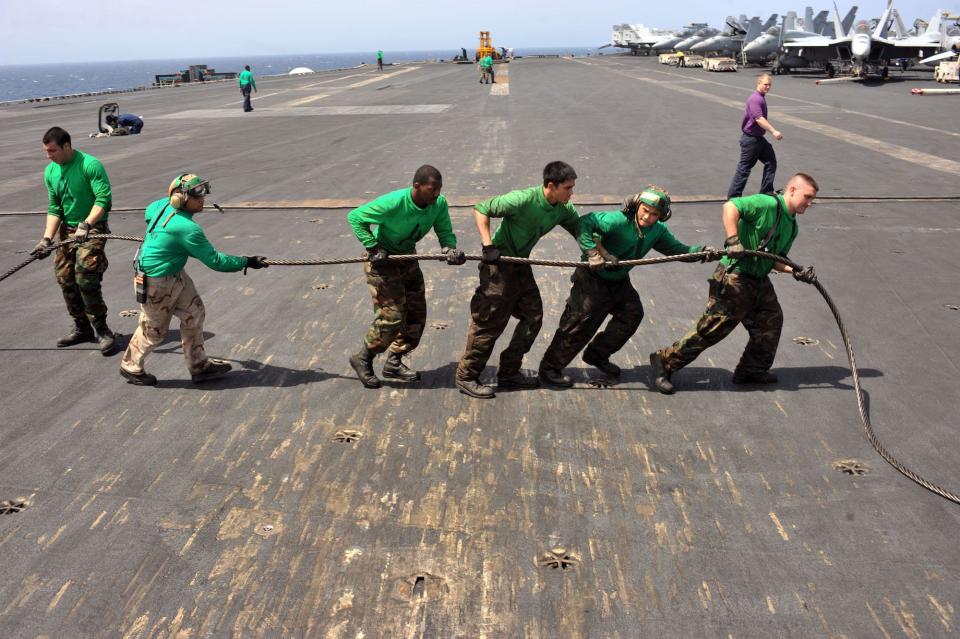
[168,173,210,209]
[168,173,190,209]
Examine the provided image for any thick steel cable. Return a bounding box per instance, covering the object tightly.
[3,234,958,505]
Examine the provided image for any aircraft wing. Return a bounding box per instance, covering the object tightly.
[919,49,957,64]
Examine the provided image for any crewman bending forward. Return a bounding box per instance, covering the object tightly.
[347,165,464,388]
[539,187,718,387]
[649,173,819,394]
[119,174,270,385]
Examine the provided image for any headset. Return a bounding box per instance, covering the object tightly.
[168,173,210,209]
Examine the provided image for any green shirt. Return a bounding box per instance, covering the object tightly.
[44,150,111,227]
[722,193,798,278]
[480,55,493,68]
[477,186,579,258]
[579,211,700,281]
[238,69,256,89]
[377,50,383,60]
[347,187,456,255]
[137,198,248,277]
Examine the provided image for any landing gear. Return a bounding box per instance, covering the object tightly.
[825,63,835,79]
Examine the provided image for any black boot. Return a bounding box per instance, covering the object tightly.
[456,378,495,398]
[349,343,382,388]
[57,320,95,347]
[538,367,573,388]
[97,327,119,356]
[649,352,674,394]
[583,349,621,377]
[382,352,420,381]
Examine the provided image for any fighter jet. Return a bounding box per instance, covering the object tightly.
[690,14,778,57]
[782,2,955,77]
[743,7,857,63]
[606,24,678,55]
[650,23,711,53]
[673,26,721,52]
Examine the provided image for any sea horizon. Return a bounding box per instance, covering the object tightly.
[0,47,602,103]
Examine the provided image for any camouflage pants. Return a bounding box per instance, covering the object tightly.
[658,265,783,375]
[456,262,543,381]
[120,270,208,375]
[540,267,644,370]
[54,222,110,332]
[362,260,426,355]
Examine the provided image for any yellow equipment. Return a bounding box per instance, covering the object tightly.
[475,31,502,61]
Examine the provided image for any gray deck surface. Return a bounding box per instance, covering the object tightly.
[0,56,958,638]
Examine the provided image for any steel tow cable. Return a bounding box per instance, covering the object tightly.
[3,233,959,506]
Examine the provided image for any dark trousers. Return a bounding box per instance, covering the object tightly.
[241,85,253,112]
[540,268,644,370]
[658,265,783,376]
[129,120,143,134]
[727,133,776,199]
[456,263,543,381]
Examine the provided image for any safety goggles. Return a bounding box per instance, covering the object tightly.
[186,182,211,197]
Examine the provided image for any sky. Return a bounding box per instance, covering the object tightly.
[1,0,955,65]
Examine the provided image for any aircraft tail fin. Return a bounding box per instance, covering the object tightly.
[813,11,829,35]
[841,6,859,35]
[832,2,846,38]
[873,0,893,39]
[745,18,763,43]
[924,10,943,38]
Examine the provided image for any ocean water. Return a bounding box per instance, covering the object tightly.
[0,47,599,103]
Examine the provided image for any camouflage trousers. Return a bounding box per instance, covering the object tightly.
[456,262,543,381]
[54,222,110,332]
[540,267,644,370]
[362,260,426,355]
[120,270,208,375]
[658,265,783,376]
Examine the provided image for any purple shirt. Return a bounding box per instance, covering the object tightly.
[741,91,768,137]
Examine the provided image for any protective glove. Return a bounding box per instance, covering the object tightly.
[481,244,500,264]
[587,249,606,271]
[73,221,90,243]
[367,246,390,265]
[792,265,817,284]
[603,254,620,269]
[31,237,53,259]
[442,246,466,265]
[723,235,746,259]
[243,255,269,275]
[699,245,723,263]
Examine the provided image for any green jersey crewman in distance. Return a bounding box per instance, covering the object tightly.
[347,165,464,389]
[238,64,257,112]
[119,173,270,386]
[32,126,118,355]
[538,186,720,388]
[455,161,581,399]
[479,54,495,84]
[649,173,820,394]
[377,49,384,71]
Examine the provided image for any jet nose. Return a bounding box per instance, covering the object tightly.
[851,35,870,60]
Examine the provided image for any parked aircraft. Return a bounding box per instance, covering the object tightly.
[606,24,678,55]
[690,14,779,56]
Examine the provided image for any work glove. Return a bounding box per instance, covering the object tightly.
[792,265,817,284]
[73,221,90,243]
[367,246,390,265]
[442,247,466,265]
[603,254,620,269]
[481,244,500,264]
[587,248,606,271]
[723,235,746,259]
[695,245,723,263]
[243,255,269,275]
[31,237,53,259]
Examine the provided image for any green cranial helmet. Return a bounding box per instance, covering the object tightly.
[623,186,672,222]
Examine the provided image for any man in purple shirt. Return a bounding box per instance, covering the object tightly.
[727,74,783,199]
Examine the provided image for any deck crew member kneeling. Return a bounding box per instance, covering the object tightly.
[119,174,269,386]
